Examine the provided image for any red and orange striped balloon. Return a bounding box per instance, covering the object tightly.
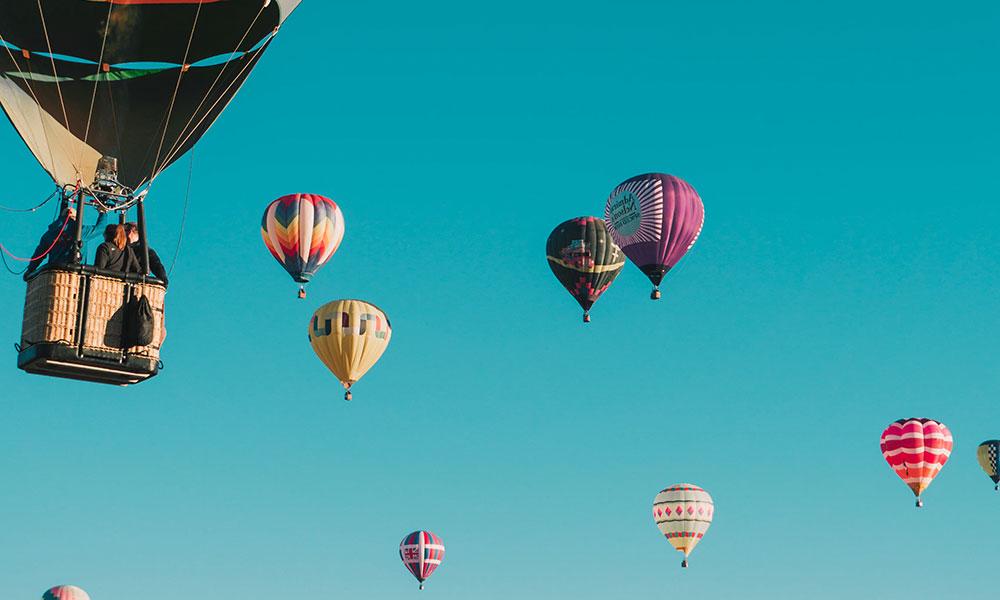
[880,418,953,507]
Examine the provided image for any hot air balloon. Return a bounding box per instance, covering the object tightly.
[399,530,445,590]
[604,173,705,300]
[309,299,391,400]
[3,0,301,385]
[545,216,624,322]
[977,440,1000,491]
[880,418,953,507]
[262,193,345,298]
[0,0,300,191]
[43,586,90,600]
[652,483,714,568]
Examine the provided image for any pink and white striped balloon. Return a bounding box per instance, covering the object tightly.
[880,418,953,507]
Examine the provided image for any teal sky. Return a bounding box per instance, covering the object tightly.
[1,1,998,598]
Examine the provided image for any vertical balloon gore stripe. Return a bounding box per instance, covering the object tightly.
[297,195,316,266]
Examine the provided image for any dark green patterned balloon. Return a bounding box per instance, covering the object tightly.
[546,216,625,322]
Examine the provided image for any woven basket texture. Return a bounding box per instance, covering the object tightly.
[22,269,166,359]
[21,270,80,346]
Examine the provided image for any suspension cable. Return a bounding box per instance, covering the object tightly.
[106,75,124,158]
[34,0,79,181]
[79,0,116,170]
[0,33,60,184]
[0,208,71,262]
[150,31,274,184]
[155,3,266,178]
[167,150,195,276]
[150,0,205,180]
[87,190,136,214]
[0,248,27,275]
[0,188,59,213]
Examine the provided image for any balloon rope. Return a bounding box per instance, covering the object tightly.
[150,23,274,184]
[106,80,125,160]
[150,0,206,180]
[0,208,70,262]
[0,247,27,275]
[35,0,79,182]
[153,4,267,179]
[88,192,133,214]
[166,151,194,277]
[0,34,60,185]
[78,0,116,170]
[0,188,59,213]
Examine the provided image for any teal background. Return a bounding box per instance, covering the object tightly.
[1,1,998,598]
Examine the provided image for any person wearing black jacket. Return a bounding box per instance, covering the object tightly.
[94,224,140,273]
[124,222,168,285]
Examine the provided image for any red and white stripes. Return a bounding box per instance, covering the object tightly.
[399,530,445,590]
[880,418,953,505]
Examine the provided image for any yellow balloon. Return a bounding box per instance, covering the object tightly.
[308,299,392,400]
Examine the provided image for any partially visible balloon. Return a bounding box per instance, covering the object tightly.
[399,530,445,590]
[43,586,90,600]
[308,299,391,400]
[604,173,704,300]
[0,1,300,190]
[977,440,1000,491]
[545,216,624,322]
[880,418,953,507]
[262,193,345,298]
[652,483,714,568]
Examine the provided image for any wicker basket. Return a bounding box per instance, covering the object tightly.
[132,281,166,356]
[21,269,82,348]
[21,267,166,360]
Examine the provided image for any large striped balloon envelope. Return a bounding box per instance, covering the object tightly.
[399,530,445,590]
[977,440,1000,491]
[652,483,714,568]
[261,193,345,298]
[880,418,953,507]
[43,586,90,600]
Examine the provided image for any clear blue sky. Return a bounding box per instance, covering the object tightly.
[1,1,998,598]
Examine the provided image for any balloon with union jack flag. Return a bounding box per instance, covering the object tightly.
[399,530,445,590]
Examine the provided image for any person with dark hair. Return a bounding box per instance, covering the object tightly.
[95,224,140,273]
[23,205,107,280]
[124,222,168,285]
